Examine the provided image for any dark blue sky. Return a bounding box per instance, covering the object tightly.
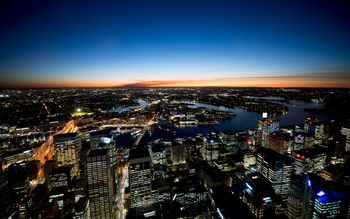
[1,0,350,87]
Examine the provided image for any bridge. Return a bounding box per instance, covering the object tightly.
[133,116,155,146]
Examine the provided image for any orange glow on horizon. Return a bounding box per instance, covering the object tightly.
[1,74,350,88]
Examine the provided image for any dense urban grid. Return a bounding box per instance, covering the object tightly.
[1,88,350,219]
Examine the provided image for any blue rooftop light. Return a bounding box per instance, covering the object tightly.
[308,180,311,187]
[317,191,325,197]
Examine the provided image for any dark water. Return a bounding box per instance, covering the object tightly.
[108,99,148,112]
[172,100,348,138]
[113,99,349,140]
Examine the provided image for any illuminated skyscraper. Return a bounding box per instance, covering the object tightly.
[258,118,279,148]
[304,117,319,134]
[303,174,350,219]
[256,148,292,197]
[86,149,113,219]
[341,124,350,152]
[243,172,276,219]
[287,174,304,219]
[129,147,152,208]
[54,133,81,177]
[171,140,186,165]
[201,135,220,164]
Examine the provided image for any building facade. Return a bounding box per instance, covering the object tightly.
[129,148,153,208]
[86,150,113,219]
[54,133,81,177]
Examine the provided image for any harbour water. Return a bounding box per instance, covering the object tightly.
[113,99,348,139]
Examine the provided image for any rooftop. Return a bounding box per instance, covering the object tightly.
[87,149,109,157]
[54,132,79,141]
[246,172,274,192]
[129,147,150,159]
[90,129,112,137]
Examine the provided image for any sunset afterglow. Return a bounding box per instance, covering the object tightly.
[1,0,350,88]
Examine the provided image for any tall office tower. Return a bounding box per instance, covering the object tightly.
[292,147,327,174]
[303,174,350,219]
[86,150,113,219]
[341,124,350,152]
[171,140,186,165]
[54,133,81,177]
[258,118,279,148]
[201,135,220,164]
[268,131,294,154]
[48,166,71,210]
[89,132,117,199]
[287,174,304,219]
[129,147,152,208]
[256,148,292,197]
[314,123,325,145]
[243,172,276,219]
[304,117,319,134]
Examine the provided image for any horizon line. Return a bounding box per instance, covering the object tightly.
[1,72,350,88]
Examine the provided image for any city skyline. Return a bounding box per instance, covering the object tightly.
[1,0,350,88]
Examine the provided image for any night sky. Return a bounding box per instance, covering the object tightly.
[1,0,350,87]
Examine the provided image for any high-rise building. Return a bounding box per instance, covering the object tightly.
[314,123,325,145]
[54,133,81,177]
[268,131,294,154]
[256,148,292,197]
[129,147,152,208]
[201,135,220,164]
[171,140,186,165]
[341,124,350,152]
[86,149,113,219]
[258,118,279,148]
[292,146,327,174]
[303,174,350,219]
[243,172,276,219]
[48,166,72,210]
[304,117,319,134]
[287,174,304,219]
